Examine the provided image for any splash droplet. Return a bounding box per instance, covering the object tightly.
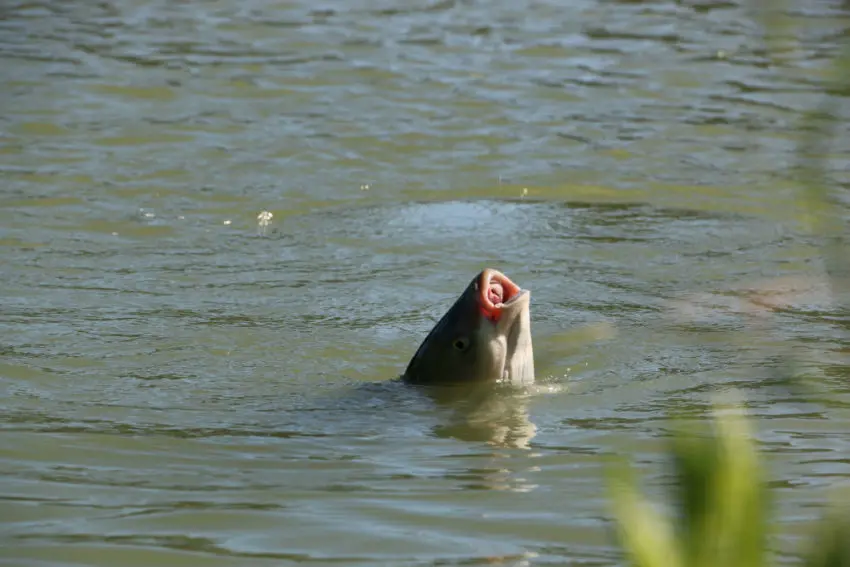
[257,210,273,236]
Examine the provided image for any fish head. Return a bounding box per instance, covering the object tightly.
[403,269,535,385]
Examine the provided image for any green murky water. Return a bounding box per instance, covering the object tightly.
[2,1,849,565]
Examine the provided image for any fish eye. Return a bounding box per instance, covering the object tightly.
[453,337,470,352]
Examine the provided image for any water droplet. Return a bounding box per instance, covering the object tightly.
[257,210,273,236]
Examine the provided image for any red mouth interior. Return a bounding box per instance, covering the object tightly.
[479,269,522,322]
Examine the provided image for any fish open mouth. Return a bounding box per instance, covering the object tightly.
[478,269,526,322]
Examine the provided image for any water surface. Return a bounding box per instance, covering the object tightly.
[2,0,850,565]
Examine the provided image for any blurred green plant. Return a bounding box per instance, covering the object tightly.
[606,396,850,567]
[606,2,850,565]
[758,0,850,304]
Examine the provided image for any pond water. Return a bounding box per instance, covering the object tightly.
[2,0,849,565]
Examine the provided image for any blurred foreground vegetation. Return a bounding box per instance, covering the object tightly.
[608,1,849,565]
[607,397,850,567]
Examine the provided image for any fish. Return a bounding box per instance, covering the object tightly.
[403,268,535,385]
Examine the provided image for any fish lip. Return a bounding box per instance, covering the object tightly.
[478,269,529,322]
[503,288,530,306]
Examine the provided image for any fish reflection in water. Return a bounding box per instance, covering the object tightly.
[425,383,539,450]
[347,378,541,451]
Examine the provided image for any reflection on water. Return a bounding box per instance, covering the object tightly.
[3,0,850,564]
[426,383,540,450]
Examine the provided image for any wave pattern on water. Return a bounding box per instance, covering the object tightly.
[2,0,850,565]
